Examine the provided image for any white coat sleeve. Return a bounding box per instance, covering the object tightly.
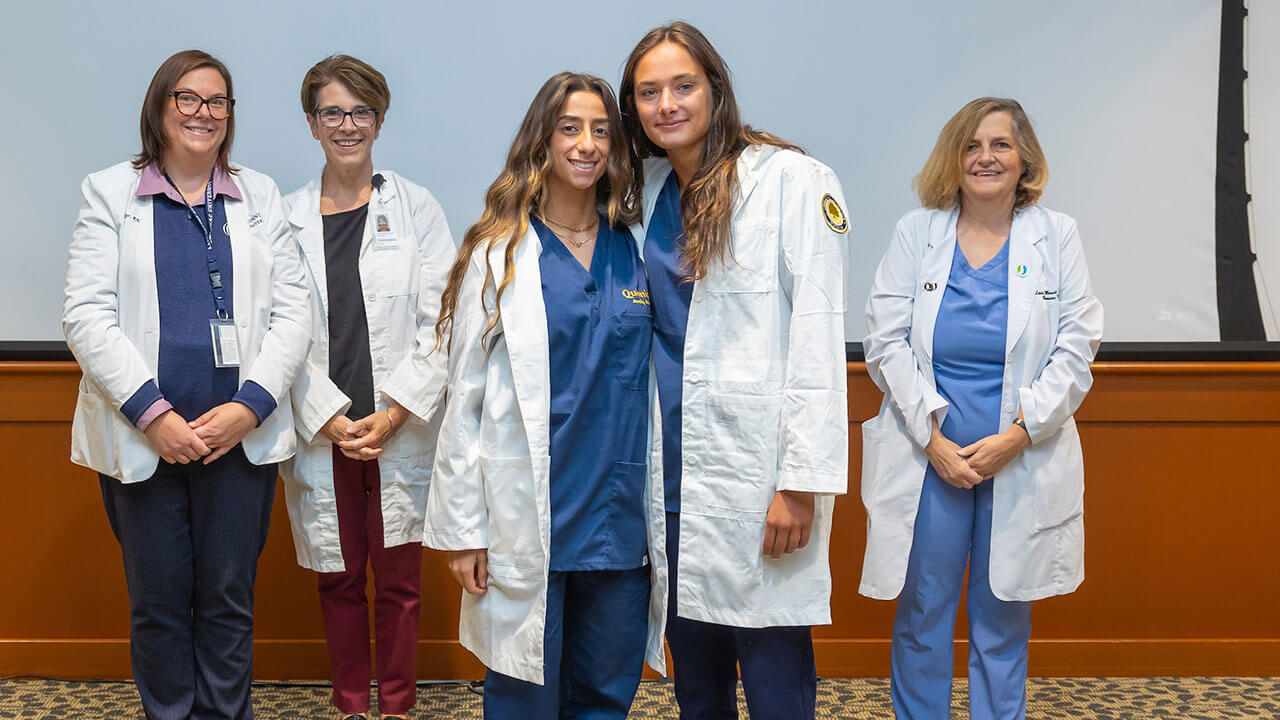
[62,174,154,408]
[241,182,312,402]
[775,163,849,495]
[863,215,949,449]
[423,254,489,550]
[1017,219,1103,443]
[382,189,456,425]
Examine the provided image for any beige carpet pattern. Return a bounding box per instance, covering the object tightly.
[1,676,1277,718]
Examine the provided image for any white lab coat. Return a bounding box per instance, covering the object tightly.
[63,161,311,483]
[279,170,455,573]
[630,144,850,629]
[859,205,1104,602]
[423,223,669,685]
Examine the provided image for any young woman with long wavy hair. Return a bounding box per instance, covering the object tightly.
[620,22,852,719]
[425,72,667,719]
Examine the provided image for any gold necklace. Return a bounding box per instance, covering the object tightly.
[541,214,598,248]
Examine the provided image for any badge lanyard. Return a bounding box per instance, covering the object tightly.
[166,171,240,367]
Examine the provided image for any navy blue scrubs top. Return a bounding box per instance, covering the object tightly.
[930,240,1009,451]
[642,172,691,512]
[534,215,653,571]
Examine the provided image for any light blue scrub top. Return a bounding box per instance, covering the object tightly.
[931,240,1010,449]
[534,215,652,571]
[642,171,690,513]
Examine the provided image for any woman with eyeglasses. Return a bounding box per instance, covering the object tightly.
[279,54,455,720]
[62,49,310,718]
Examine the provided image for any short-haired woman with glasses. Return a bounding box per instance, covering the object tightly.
[279,54,455,720]
[62,50,311,718]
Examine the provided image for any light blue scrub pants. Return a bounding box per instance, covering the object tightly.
[890,468,1032,720]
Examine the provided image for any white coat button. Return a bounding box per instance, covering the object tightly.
[367,292,376,302]
[688,372,703,384]
[1003,403,1014,413]
[686,457,699,468]
[376,357,385,366]
[238,319,248,328]
[693,295,703,304]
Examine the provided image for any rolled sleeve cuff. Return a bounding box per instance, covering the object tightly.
[121,380,164,426]
[233,380,277,426]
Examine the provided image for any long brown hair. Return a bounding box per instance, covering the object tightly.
[620,22,800,281]
[434,72,638,349]
[914,97,1048,211]
[133,50,236,174]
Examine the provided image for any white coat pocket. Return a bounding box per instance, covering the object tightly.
[480,455,542,568]
[1021,417,1085,532]
[698,392,781,514]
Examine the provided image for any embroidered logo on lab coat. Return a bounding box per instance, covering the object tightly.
[1015,264,1028,278]
[821,193,848,234]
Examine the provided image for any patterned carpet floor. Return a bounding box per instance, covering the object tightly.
[1,676,1277,718]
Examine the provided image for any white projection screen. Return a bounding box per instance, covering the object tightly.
[0,0,1245,347]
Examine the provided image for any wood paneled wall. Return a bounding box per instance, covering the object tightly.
[1,361,1276,680]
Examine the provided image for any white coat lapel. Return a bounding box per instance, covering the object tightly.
[121,194,160,361]
[917,209,958,363]
[732,144,776,220]
[495,225,551,460]
[1006,209,1046,358]
[225,187,252,334]
[288,179,329,316]
[362,171,398,260]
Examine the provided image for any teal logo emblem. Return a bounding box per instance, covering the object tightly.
[1015,264,1028,278]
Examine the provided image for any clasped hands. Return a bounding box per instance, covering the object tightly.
[926,420,1031,489]
[144,402,258,465]
[321,401,409,461]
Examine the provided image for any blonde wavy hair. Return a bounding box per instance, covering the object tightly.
[914,97,1048,211]
[434,72,638,350]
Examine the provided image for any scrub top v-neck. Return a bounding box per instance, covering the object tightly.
[534,214,653,571]
[930,239,1010,448]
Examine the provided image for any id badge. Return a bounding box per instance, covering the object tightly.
[210,318,241,368]
[373,213,398,250]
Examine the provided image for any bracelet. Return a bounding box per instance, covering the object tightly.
[384,408,397,437]
[1012,417,1029,437]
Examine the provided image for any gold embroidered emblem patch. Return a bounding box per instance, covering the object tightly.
[822,193,848,234]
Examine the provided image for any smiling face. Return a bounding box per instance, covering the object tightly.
[307,80,380,173]
[161,67,229,166]
[631,41,712,160]
[545,90,611,197]
[959,110,1025,207]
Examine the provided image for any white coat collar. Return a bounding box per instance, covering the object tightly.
[490,223,551,460]
[733,143,779,217]
[287,170,397,230]
[918,205,1048,361]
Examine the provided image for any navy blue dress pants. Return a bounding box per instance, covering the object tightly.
[665,512,818,720]
[99,447,276,720]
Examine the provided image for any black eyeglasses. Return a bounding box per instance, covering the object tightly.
[169,91,234,119]
[314,106,379,128]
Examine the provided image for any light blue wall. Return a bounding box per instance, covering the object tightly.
[1,0,1221,341]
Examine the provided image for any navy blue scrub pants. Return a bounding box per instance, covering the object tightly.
[890,469,1032,720]
[99,447,276,720]
[665,512,818,720]
[483,567,650,720]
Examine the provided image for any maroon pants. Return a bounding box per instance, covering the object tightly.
[318,447,422,716]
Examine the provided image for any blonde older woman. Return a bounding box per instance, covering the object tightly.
[860,97,1103,720]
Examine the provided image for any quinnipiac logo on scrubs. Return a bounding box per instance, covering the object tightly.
[623,289,650,306]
